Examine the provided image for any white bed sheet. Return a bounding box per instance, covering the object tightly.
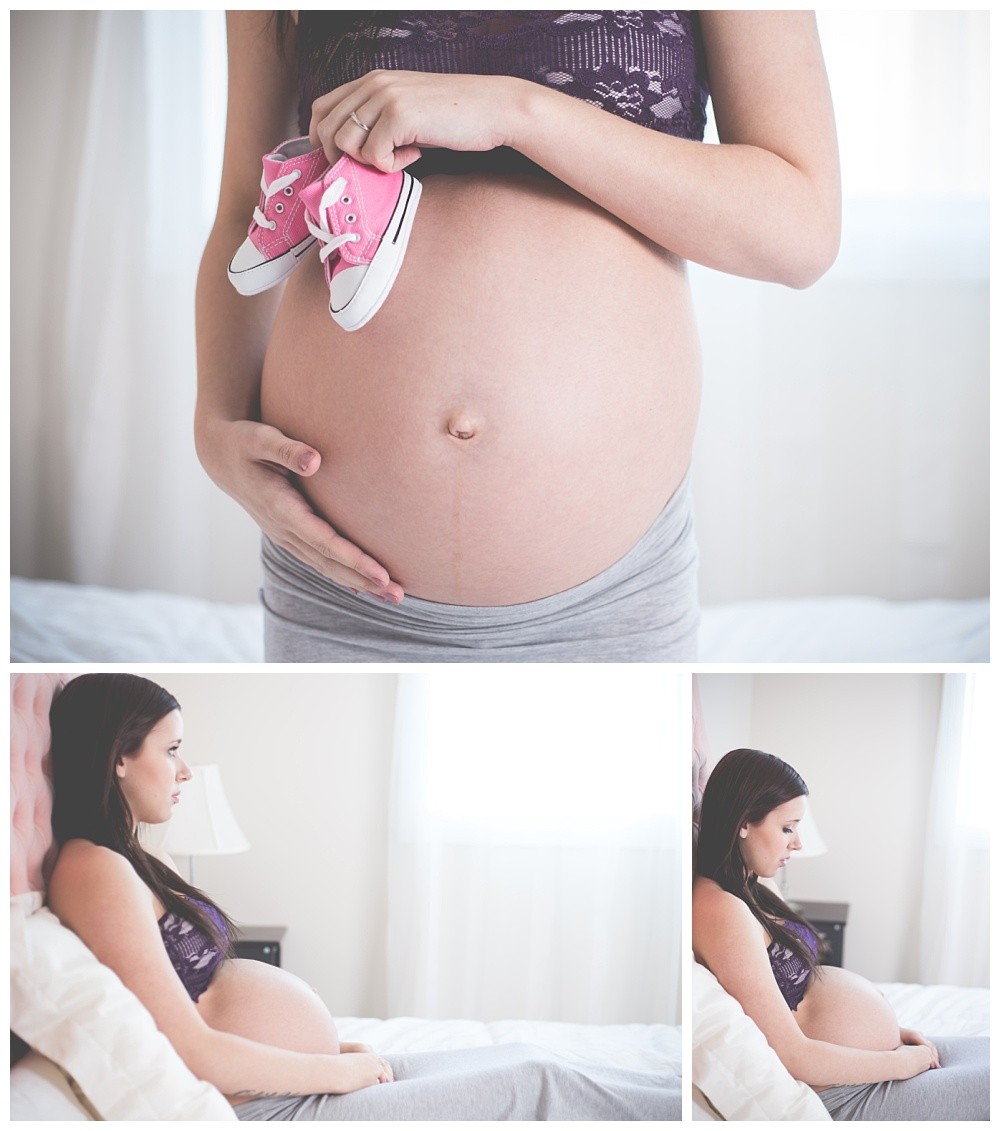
[879,982,990,1037]
[10,576,989,662]
[336,1015,679,1076]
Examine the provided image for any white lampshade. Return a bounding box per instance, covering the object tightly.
[163,764,250,857]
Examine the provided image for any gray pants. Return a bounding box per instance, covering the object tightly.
[234,1043,680,1121]
[261,476,698,662]
[819,1036,989,1121]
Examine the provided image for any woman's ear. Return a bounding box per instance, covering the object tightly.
[115,758,128,779]
[738,823,749,839]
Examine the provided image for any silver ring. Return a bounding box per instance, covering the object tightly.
[349,110,371,133]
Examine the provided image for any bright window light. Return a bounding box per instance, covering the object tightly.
[955,673,991,833]
[395,669,681,846]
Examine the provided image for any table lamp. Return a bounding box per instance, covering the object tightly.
[163,763,249,883]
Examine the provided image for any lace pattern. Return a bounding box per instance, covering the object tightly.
[768,920,818,1012]
[296,11,709,144]
[159,898,227,1002]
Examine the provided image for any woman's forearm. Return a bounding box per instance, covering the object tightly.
[785,1037,928,1089]
[194,218,284,428]
[506,79,838,288]
[178,1024,380,1098]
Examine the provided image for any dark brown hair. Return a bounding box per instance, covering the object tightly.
[49,674,234,952]
[696,748,824,975]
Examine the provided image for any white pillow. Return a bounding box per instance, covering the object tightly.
[10,892,237,1121]
[692,959,832,1121]
[11,1050,95,1121]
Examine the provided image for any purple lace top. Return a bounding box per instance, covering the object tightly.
[295,11,709,176]
[768,919,819,1012]
[158,898,228,1002]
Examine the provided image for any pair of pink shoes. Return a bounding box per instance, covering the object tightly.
[227,138,422,332]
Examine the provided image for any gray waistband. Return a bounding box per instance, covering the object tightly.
[261,473,698,660]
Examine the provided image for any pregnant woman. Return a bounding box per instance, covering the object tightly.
[45,674,677,1119]
[693,748,989,1121]
[195,11,840,662]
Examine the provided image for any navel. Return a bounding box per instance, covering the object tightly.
[445,408,482,441]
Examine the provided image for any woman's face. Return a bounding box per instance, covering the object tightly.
[739,795,806,878]
[115,710,190,826]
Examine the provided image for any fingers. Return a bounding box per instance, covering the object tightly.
[311,76,421,173]
[285,513,405,603]
[251,422,321,476]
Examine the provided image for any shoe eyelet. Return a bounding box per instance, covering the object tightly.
[341,195,352,205]
[284,186,295,196]
[275,202,285,214]
[345,213,357,224]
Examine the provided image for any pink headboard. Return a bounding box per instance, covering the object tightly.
[10,674,65,896]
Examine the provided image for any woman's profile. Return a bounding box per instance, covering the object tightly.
[44,673,678,1119]
[195,11,841,662]
[693,747,989,1120]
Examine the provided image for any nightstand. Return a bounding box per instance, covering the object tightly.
[792,900,849,968]
[234,926,286,967]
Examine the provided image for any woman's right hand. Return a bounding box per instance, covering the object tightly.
[195,416,404,603]
[334,1052,394,1092]
[895,1042,938,1079]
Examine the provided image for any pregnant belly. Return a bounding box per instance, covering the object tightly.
[197,958,341,1057]
[261,172,701,605]
[795,966,901,1051]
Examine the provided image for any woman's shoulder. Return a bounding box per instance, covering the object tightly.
[693,877,765,945]
[48,840,147,913]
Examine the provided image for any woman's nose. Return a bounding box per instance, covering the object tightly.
[177,759,193,782]
[791,833,802,851]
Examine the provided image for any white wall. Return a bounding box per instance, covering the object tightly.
[148,672,398,1018]
[696,673,941,983]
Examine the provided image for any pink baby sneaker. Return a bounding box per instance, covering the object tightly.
[227,138,330,296]
[300,155,422,332]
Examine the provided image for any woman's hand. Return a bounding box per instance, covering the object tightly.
[894,1041,938,1080]
[309,70,520,172]
[194,415,403,603]
[339,1041,375,1055]
[899,1029,941,1068]
[334,1052,394,1092]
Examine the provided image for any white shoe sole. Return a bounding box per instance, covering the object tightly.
[227,233,317,296]
[329,172,423,332]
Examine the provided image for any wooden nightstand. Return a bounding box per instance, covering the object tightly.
[234,926,286,967]
[791,900,849,967]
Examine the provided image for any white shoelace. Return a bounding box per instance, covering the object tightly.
[304,176,362,263]
[252,169,302,230]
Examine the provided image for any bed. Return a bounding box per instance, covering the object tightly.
[9,673,679,1121]
[10,576,990,662]
[692,959,990,1121]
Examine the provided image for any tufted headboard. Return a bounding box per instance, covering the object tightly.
[10,674,66,896]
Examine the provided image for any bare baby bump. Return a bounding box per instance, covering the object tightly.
[197,958,341,1054]
[795,966,901,1050]
[261,172,701,605]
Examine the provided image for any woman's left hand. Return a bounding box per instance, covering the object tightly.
[308,71,519,173]
[899,1029,940,1068]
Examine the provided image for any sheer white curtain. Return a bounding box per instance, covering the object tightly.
[11,11,261,601]
[918,673,990,987]
[692,10,988,605]
[387,668,683,1025]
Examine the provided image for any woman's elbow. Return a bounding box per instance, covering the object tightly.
[784,231,840,289]
[782,199,841,288]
